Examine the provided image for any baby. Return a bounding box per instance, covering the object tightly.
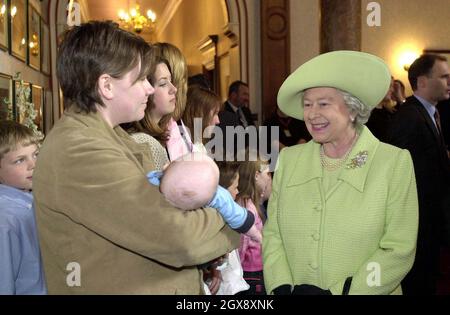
[161,152,219,210]
[147,152,261,243]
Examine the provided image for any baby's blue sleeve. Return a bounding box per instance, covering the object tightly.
[207,186,255,233]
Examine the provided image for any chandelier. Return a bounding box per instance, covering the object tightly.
[118,4,156,34]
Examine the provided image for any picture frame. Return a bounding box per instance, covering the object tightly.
[44,88,52,133]
[28,3,40,70]
[0,0,8,51]
[31,84,44,133]
[41,21,50,75]
[0,73,14,121]
[10,0,27,61]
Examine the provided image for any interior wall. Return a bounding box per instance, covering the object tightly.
[159,0,227,75]
[289,0,450,97]
[246,0,262,124]
[159,0,262,123]
[361,0,450,96]
[0,0,51,89]
[289,0,320,72]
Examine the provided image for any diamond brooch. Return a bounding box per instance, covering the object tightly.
[346,151,368,169]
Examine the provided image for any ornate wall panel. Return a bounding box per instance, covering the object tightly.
[261,0,290,122]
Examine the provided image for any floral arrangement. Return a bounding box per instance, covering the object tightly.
[7,73,44,140]
[1,97,14,121]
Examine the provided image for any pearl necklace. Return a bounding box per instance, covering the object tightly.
[320,146,352,171]
[320,133,358,171]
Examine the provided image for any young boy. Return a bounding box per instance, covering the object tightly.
[0,121,46,294]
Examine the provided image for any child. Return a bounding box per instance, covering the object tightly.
[215,161,250,295]
[236,155,272,295]
[0,121,46,294]
[147,152,261,243]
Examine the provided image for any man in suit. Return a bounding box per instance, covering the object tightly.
[389,54,450,295]
[217,81,257,159]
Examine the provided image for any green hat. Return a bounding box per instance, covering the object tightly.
[277,50,391,120]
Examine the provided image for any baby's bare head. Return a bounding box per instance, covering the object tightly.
[161,152,219,210]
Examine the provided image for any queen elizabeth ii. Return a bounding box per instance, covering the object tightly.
[262,51,419,295]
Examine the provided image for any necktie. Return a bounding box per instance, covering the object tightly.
[237,107,248,128]
[434,108,442,134]
[434,108,448,152]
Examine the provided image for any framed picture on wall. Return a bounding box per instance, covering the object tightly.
[0,73,13,120]
[31,85,44,133]
[28,4,40,70]
[0,0,8,51]
[41,22,50,75]
[10,0,27,61]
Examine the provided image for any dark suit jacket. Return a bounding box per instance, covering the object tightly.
[219,101,255,128]
[389,96,450,293]
[366,107,395,144]
[390,96,450,234]
[216,101,256,157]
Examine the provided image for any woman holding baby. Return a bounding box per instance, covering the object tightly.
[124,43,254,295]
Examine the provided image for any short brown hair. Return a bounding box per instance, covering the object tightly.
[408,54,448,91]
[57,21,153,113]
[0,121,39,160]
[182,86,222,144]
[228,80,248,97]
[216,161,240,188]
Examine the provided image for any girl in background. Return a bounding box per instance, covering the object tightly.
[125,57,176,170]
[182,86,221,150]
[236,154,272,295]
[153,42,190,161]
[153,42,188,122]
[215,161,250,295]
[180,86,223,294]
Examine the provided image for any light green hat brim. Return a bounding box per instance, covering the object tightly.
[277,50,391,120]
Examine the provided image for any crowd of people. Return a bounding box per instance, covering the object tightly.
[1,20,449,295]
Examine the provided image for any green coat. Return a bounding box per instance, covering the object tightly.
[33,108,239,294]
[263,126,418,295]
